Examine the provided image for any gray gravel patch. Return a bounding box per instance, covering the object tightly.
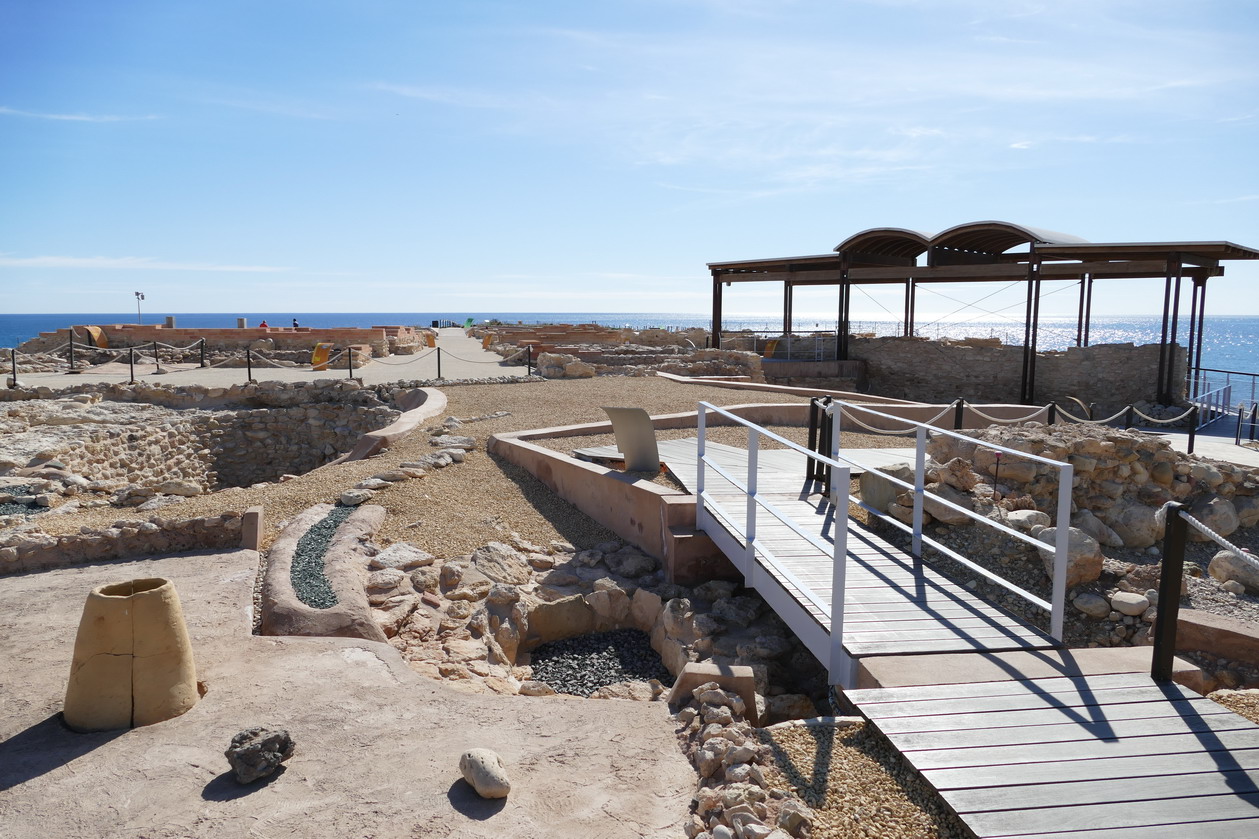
[291,504,353,609]
[529,628,672,697]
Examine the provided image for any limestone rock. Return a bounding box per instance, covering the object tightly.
[1006,509,1051,531]
[340,488,374,506]
[1188,495,1240,542]
[459,748,511,799]
[1072,509,1125,548]
[155,480,202,497]
[471,541,533,585]
[1208,549,1259,594]
[1098,500,1163,548]
[225,727,295,784]
[858,462,914,513]
[713,596,763,627]
[1072,592,1111,619]
[1110,591,1150,616]
[518,680,557,697]
[369,542,435,570]
[605,546,658,578]
[1035,526,1104,587]
[1233,495,1259,529]
[764,694,817,725]
[923,482,974,525]
[431,434,476,450]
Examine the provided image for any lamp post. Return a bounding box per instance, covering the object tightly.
[135,291,145,324]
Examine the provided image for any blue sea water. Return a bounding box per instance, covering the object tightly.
[3,312,1258,375]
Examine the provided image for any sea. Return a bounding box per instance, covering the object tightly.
[3,312,1259,375]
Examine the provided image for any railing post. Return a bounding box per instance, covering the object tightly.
[153,341,160,370]
[953,398,965,430]
[200,338,207,368]
[347,345,355,379]
[527,345,533,376]
[696,404,708,533]
[1124,405,1135,429]
[1238,406,1245,446]
[68,337,76,372]
[129,347,136,383]
[1046,402,1057,425]
[745,429,759,577]
[1188,406,1198,454]
[806,398,820,483]
[246,348,253,382]
[9,348,18,387]
[1250,404,1258,442]
[1152,502,1188,683]
[829,399,841,504]
[1051,461,1074,641]
[829,465,851,686]
[437,347,442,379]
[912,426,926,558]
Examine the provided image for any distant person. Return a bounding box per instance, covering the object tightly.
[259,319,269,328]
[292,318,300,329]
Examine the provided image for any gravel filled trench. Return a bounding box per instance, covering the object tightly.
[0,484,47,518]
[290,504,354,609]
[528,629,673,697]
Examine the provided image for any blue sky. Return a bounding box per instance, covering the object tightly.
[2,0,1257,321]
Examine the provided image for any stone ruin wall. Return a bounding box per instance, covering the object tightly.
[1,379,401,491]
[533,347,764,380]
[848,338,1185,412]
[16,324,426,357]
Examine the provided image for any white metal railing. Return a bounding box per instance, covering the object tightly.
[830,400,1073,640]
[697,399,1074,659]
[697,402,854,684]
[1189,382,1233,429]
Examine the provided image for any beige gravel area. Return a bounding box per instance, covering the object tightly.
[757,721,970,838]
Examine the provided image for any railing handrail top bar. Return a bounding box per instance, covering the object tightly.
[830,400,1069,467]
[699,401,848,466]
[1198,367,1259,377]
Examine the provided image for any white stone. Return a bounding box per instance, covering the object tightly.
[459,748,511,798]
[340,488,374,505]
[1110,591,1150,616]
[1072,592,1111,619]
[1208,549,1259,594]
[369,542,435,570]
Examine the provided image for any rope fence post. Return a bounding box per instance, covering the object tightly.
[246,348,253,383]
[1251,404,1258,443]
[68,336,77,373]
[1152,502,1188,683]
[1124,405,1135,429]
[8,348,16,387]
[953,398,965,430]
[129,347,136,384]
[527,345,533,376]
[437,347,442,380]
[1188,406,1199,454]
[1237,406,1245,447]
[347,346,355,379]
[1046,402,1057,425]
[199,339,207,368]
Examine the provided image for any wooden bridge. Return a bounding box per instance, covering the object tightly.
[690,400,1259,837]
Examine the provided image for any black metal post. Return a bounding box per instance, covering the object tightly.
[246,348,253,382]
[1238,406,1245,446]
[527,345,533,376]
[347,345,355,378]
[129,347,136,383]
[8,348,16,387]
[1124,406,1135,429]
[807,398,820,482]
[200,338,207,368]
[1152,502,1188,683]
[152,341,159,370]
[437,347,442,379]
[953,398,965,430]
[1046,402,1057,425]
[68,337,76,371]
[1188,406,1199,454]
[1250,404,1258,442]
[711,269,724,350]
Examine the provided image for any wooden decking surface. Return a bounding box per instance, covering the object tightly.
[846,673,1259,837]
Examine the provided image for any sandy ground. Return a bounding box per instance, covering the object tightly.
[0,549,695,839]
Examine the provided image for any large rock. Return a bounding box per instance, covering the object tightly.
[1071,509,1125,548]
[459,748,511,799]
[225,727,295,784]
[1035,526,1104,588]
[605,547,658,578]
[471,542,533,585]
[1188,495,1240,542]
[923,482,973,525]
[1098,500,1163,548]
[369,542,435,570]
[858,462,914,513]
[523,594,595,646]
[1208,549,1259,594]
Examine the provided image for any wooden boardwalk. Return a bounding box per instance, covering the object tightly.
[696,455,1056,668]
[846,673,1259,837]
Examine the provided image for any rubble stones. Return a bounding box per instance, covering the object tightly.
[225,727,295,784]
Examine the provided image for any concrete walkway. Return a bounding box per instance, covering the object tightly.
[1137,413,1259,469]
[10,328,530,389]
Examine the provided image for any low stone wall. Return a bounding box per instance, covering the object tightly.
[534,348,763,380]
[848,338,1185,411]
[17,324,424,357]
[0,512,245,575]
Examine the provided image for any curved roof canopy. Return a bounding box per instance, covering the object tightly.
[834,220,1090,263]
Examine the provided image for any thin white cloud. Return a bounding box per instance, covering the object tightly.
[0,106,159,122]
[0,254,292,272]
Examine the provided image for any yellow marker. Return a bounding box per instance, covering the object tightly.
[311,342,333,370]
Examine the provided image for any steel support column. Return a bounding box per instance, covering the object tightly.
[711,269,723,349]
[1075,274,1091,347]
[903,279,916,337]
[1155,255,1181,405]
[1019,261,1041,404]
[1165,262,1184,405]
[1193,276,1209,398]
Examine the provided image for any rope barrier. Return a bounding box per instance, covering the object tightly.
[152,340,205,351]
[366,348,439,366]
[1130,405,1196,424]
[1175,505,1259,572]
[964,405,1046,425]
[249,351,298,368]
[836,410,918,436]
[439,350,517,364]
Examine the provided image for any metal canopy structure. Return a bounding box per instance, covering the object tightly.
[708,221,1259,404]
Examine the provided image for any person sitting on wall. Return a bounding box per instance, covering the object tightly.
[292,318,300,328]
[259,320,269,328]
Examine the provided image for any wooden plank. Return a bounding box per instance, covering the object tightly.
[885,707,1254,752]
[962,790,1259,837]
[875,696,1224,734]
[1004,816,1259,838]
[948,765,1259,815]
[923,747,1259,790]
[858,683,1201,720]
[904,728,1259,771]
[844,624,1050,644]
[847,636,1050,656]
[845,672,1160,705]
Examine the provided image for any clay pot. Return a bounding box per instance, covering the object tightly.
[63,578,199,732]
